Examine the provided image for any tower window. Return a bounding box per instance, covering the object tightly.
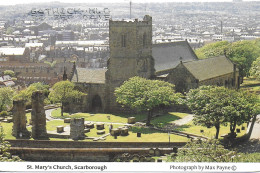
[143,33,146,47]
[121,34,126,47]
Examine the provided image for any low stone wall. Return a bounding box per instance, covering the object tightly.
[7,139,186,149]
[9,147,173,162]
[7,140,186,162]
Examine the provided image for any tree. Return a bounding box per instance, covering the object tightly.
[225,40,260,78]
[222,90,259,136]
[195,41,230,59]
[250,57,260,80]
[186,86,230,139]
[0,87,14,112]
[3,70,15,77]
[48,81,85,116]
[186,86,259,139]
[0,126,21,161]
[14,82,50,105]
[44,61,57,68]
[169,139,260,162]
[5,27,14,35]
[115,76,181,126]
[196,40,260,80]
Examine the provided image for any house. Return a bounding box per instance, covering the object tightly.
[0,75,15,87]
[0,47,30,62]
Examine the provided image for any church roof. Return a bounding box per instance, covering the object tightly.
[71,68,107,84]
[182,56,237,81]
[152,41,198,73]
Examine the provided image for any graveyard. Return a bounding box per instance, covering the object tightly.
[0,107,247,142]
[0,90,251,161]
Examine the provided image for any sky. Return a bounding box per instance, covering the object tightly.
[0,0,259,6]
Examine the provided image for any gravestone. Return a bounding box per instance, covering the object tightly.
[121,128,129,136]
[64,118,71,123]
[111,128,120,136]
[31,91,49,140]
[154,148,161,156]
[56,126,64,133]
[128,117,136,124]
[149,148,155,155]
[70,118,85,140]
[85,122,94,129]
[12,100,30,139]
[96,123,104,130]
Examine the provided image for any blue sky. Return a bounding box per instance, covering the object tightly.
[0,0,259,6]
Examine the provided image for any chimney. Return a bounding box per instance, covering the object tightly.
[179,57,183,64]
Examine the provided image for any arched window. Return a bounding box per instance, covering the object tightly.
[143,33,147,47]
[121,34,126,47]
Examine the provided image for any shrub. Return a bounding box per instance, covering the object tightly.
[0,111,8,118]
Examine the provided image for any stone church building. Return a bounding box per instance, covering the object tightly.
[69,15,239,113]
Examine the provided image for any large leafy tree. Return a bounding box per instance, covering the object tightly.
[250,57,260,80]
[195,41,230,59]
[186,86,259,139]
[115,76,181,126]
[222,90,259,136]
[225,40,260,78]
[14,82,50,105]
[48,81,85,116]
[3,70,15,77]
[186,86,229,139]
[0,87,14,112]
[196,40,260,80]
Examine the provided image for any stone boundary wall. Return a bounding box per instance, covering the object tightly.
[9,147,174,162]
[7,140,186,149]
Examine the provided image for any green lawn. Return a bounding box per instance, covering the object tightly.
[50,108,69,118]
[241,77,260,86]
[51,108,129,123]
[0,122,15,139]
[240,77,260,101]
[51,108,154,123]
[105,132,188,142]
[51,109,189,126]
[0,110,248,142]
[0,119,189,142]
[46,120,67,131]
[179,121,247,139]
[151,112,189,127]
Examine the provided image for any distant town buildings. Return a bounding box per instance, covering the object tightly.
[0,1,258,88]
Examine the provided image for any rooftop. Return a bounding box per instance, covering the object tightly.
[152,41,198,73]
[0,48,25,56]
[183,56,237,81]
[71,68,107,84]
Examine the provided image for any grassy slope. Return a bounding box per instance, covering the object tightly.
[240,77,260,101]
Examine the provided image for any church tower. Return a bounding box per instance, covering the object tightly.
[105,15,155,112]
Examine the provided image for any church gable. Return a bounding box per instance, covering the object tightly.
[153,41,198,74]
[167,63,198,92]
